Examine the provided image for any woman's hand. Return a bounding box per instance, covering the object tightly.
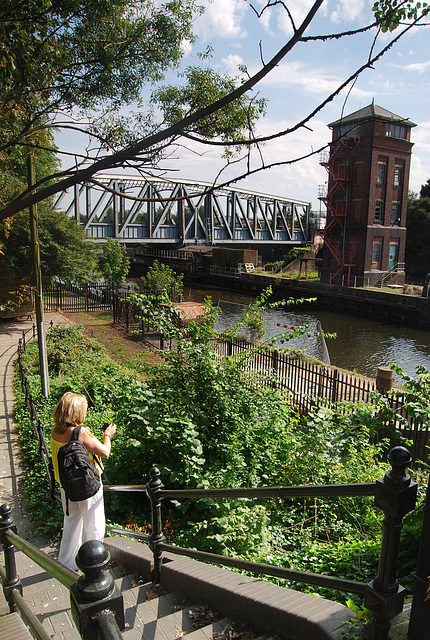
[104,423,117,438]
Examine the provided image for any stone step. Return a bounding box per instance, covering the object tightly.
[0,611,34,640]
[108,561,266,640]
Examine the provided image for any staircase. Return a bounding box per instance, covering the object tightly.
[373,262,405,289]
[0,533,355,640]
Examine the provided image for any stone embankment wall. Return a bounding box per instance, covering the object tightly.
[193,272,430,331]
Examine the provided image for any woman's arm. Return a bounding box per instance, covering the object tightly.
[80,423,116,458]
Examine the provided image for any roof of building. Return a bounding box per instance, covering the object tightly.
[328,102,417,128]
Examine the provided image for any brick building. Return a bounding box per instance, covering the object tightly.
[319,102,415,285]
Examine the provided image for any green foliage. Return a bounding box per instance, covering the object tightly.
[405,192,430,279]
[14,313,427,604]
[153,65,267,156]
[285,247,311,263]
[2,208,97,283]
[99,238,130,286]
[1,1,197,138]
[372,0,429,32]
[140,260,184,295]
[389,364,430,422]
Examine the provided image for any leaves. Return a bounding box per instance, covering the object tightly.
[100,238,130,286]
[372,0,429,32]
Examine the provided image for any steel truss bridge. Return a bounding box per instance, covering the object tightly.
[56,174,310,247]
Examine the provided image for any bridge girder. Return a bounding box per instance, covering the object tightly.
[56,174,311,247]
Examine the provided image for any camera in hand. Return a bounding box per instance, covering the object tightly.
[103,422,111,431]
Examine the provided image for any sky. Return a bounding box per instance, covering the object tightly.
[54,0,430,213]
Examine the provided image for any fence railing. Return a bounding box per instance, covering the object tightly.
[44,281,115,313]
[42,283,430,462]
[10,325,427,640]
[213,338,430,461]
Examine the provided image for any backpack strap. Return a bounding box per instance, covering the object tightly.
[70,424,106,481]
[70,424,82,441]
[64,425,82,516]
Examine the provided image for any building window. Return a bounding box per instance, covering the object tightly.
[372,241,382,266]
[337,163,347,180]
[377,163,386,186]
[352,200,362,223]
[340,122,360,138]
[375,200,383,222]
[394,166,402,187]
[386,123,407,139]
[354,163,364,185]
[391,202,400,224]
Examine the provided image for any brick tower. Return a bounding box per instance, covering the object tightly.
[319,102,416,285]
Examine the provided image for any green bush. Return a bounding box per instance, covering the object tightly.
[14,314,426,605]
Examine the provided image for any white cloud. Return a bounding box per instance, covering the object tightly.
[276,0,326,35]
[396,60,430,73]
[222,54,244,73]
[180,39,193,57]
[331,0,368,23]
[410,120,430,192]
[255,60,373,99]
[194,0,247,40]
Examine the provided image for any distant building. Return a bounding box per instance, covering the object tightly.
[319,102,416,286]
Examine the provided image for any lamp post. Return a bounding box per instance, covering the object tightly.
[28,154,49,397]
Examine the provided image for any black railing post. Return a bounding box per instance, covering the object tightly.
[70,540,125,640]
[408,469,430,639]
[146,467,165,584]
[272,349,279,389]
[0,504,22,612]
[365,446,417,640]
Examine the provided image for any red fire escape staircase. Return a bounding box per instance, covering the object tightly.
[319,137,359,284]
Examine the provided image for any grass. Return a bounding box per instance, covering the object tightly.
[59,310,156,371]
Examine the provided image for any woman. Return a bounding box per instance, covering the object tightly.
[51,392,116,571]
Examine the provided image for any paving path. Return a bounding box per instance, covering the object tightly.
[0,313,83,639]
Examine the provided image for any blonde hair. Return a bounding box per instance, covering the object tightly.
[52,392,88,434]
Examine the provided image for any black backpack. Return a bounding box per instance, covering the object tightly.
[58,425,101,514]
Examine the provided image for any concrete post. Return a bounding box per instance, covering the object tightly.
[376,367,394,393]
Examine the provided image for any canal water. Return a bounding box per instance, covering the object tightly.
[183,285,430,383]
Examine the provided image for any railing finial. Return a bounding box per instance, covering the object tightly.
[70,540,125,639]
[75,540,113,601]
[385,445,412,487]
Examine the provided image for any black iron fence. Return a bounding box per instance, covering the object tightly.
[214,339,430,462]
[41,277,430,465]
[43,281,115,313]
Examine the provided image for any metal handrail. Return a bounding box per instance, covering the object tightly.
[0,519,124,640]
[5,530,78,589]
[158,482,376,500]
[157,541,367,595]
[8,586,52,640]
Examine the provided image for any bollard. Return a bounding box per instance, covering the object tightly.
[70,540,124,640]
[0,504,22,612]
[365,446,417,640]
[376,366,394,393]
[146,467,165,584]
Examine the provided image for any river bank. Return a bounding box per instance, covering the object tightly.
[186,271,430,331]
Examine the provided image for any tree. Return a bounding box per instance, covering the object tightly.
[0,1,429,221]
[420,179,430,199]
[1,207,97,283]
[99,238,130,286]
[140,260,184,295]
[406,188,430,280]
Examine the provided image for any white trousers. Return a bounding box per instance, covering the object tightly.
[58,485,105,571]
